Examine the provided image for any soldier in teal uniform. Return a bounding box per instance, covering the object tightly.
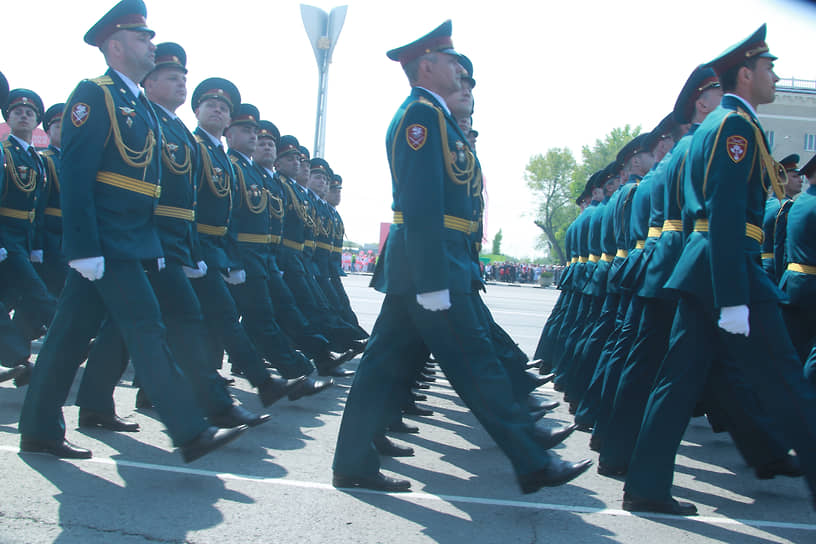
[37,103,68,297]
[761,154,800,280]
[771,154,803,283]
[779,152,816,371]
[332,21,591,493]
[0,71,33,385]
[624,25,816,515]
[18,0,247,461]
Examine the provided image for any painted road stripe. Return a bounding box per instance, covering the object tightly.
[3,445,814,532]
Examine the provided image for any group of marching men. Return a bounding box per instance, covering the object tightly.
[531,23,816,515]
[0,22,382,458]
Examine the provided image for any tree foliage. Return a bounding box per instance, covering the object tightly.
[526,148,577,264]
[491,228,503,255]
[569,124,642,200]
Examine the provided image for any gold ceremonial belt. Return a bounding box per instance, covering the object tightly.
[44,207,62,217]
[578,257,588,263]
[647,227,662,238]
[662,220,682,232]
[316,242,333,251]
[693,219,764,244]
[154,205,195,222]
[0,207,35,222]
[788,263,816,275]
[332,246,343,253]
[392,211,479,235]
[601,253,614,262]
[304,239,316,249]
[616,249,628,258]
[96,171,161,199]
[761,253,774,260]
[588,254,600,263]
[197,223,228,236]
[237,233,273,244]
[635,240,646,250]
[283,238,305,251]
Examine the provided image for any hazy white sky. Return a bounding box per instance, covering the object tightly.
[3,0,815,258]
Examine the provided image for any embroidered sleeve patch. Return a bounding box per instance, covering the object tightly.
[726,135,748,163]
[406,124,427,151]
[71,103,90,127]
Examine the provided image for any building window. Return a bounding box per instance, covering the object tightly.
[806,134,816,152]
[766,130,775,148]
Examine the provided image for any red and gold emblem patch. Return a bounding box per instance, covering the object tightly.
[726,135,748,163]
[71,103,90,127]
[406,124,427,151]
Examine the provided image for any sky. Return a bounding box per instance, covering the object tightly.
[3,0,816,259]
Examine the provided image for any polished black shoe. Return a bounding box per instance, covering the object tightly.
[320,366,356,378]
[755,454,803,480]
[332,348,359,366]
[597,463,627,477]
[528,396,560,412]
[135,388,153,410]
[519,458,593,493]
[230,368,246,377]
[13,361,33,387]
[403,403,433,417]
[568,402,577,415]
[0,364,25,384]
[332,471,411,492]
[288,376,334,401]
[553,380,564,392]
[387,420,420,434]
[575,423,593,433]
[180,425,247,463]
[217,373,235,386]
[412,392,428,402]
[529,408,549,422]
[589,435,602,452]
[210,405,271,428]
[534,422,577,449]
[622,493,697,516]
[414,381,430,390]
[20,437,92,459]
[418,372,436,383]
[258,375,307,406]
[346,340,367,356]
[78,410,140,432]
[535,372,555,385]
[373,435,414,457]
[526,359,544,369]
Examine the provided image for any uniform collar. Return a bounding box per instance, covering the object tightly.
[154,102,178,120]
[263,166,275,178]
[232,150,252,164]
[199,127,223,148]
[9,133,34,152]
[415,86,451,116]
[723,93,758,119]
[112,68,143,100]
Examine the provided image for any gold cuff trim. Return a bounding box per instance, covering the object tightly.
[788,263,816,275]
[662,220,682,232]
[647,227,662,238]
[0,207,35,222]
[96,171,161,198]
[197,223,228,236]
[635,240,646,250]
[154,205,195,222]
[588,254,600,263]
[601,253,614,262]
[578,257,588,263]
[761,253,774,260]
[693,219,764,244]
[570,257,578,264]
[616,249,628,258]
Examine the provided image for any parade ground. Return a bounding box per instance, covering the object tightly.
[0,274,813,544]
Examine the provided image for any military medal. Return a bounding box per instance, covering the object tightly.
[456,140,465,163]
[119,106,136,128]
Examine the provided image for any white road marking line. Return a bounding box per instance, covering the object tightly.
[3,445,814,532]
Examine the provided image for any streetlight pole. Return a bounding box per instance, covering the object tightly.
[300,4,347,158]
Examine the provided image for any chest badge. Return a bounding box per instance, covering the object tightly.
[406,124,427,151]
[726,135,748,163]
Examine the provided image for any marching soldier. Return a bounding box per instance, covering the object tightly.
[18,0,247,461]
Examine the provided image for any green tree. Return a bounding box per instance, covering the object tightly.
[569,124,642,200]
[491,228,503,255]
[526,148,577,264]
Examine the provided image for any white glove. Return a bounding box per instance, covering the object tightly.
[30,250,43,263]
[183,260,208,279]
[157,257,166,271]
[222,269,246,285]
[718,305,750,337]
[0,248,8,263]
[416,289,451,311]
[69,256,105,281]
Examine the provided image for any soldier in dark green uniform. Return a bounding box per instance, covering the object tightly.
[771,154,803,283]
[624,25,816,515]
[332,21,591,493]
[37,103,68,297]
[761,154,800,280]
[18,0,247,462]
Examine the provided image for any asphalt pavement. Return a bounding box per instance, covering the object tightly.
[0,274,813,543]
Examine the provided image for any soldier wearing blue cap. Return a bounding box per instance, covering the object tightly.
[333,20,591,493]
[624,24,816,515]
[18,0,248,463]
[0,88,55,384]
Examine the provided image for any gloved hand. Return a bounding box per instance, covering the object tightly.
[221,269,246,285]
[30,250,44,263]
[416,289,451,311]
[0,248,8,263]
[69,256,105,281]
[157,257,166,271]
[718,305,750,337]
[183,260,208,279]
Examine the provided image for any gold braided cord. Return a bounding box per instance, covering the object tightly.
[281,177,315,227]
[732,110,785,200]
[436,108,476,187]
[100,85,154,168]
[42,151,60,192]
[267,190,284,219]
[162,140,192,175]
[2,142,38,194]
[195,138,231,199]
[231,157,267,214]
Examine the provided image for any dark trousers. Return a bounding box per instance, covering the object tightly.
[625,296,816,502]
[334,293,554,480]
[76,264,233,418]
[1,249,57,341]
[19,262,207,446]
[0,300,30,366]
[534,289,568,369]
